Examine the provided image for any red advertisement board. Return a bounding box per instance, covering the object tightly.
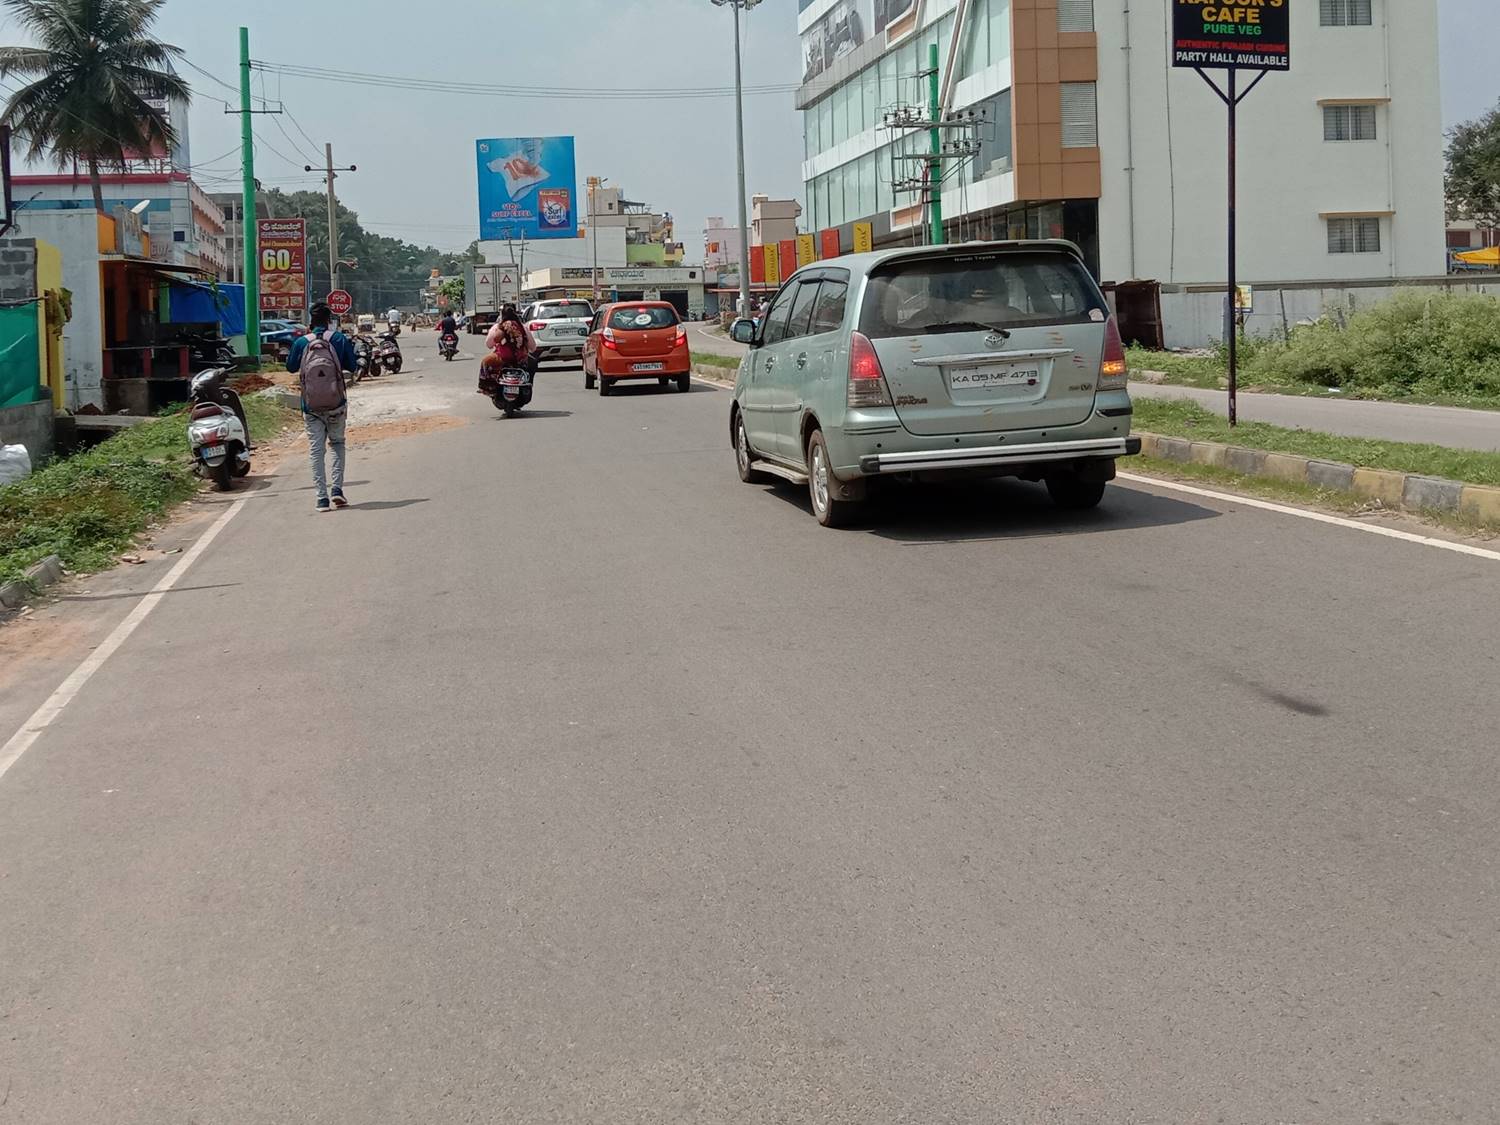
[778,239,798,278]
[820,229,841,259]
[257,218,307,314]
[750,247,766,285]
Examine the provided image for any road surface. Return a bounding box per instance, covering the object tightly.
[2,340,1498,1123]
[688,323,1500,450]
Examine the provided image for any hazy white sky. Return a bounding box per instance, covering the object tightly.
[3,0,1494,254]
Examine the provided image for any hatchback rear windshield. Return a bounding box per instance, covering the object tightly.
[536,302,593,320]
[609,306,678,330]
[858,252,1107,339]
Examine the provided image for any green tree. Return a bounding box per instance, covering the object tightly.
[0,0,190,211]
[438,277,464,311]
[1445,102,1500,229]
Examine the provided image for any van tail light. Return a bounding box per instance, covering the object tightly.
[601,327,618,351]
[847,331,893,408]
[674,324,687,346]
[1098,317,1128,390]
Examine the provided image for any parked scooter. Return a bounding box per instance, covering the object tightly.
[349,333,374,382]
[186,368,250,490]
[373,330,403,374]
[438,332,459,361]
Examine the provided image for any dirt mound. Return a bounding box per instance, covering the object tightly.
[231,374,274,393]
[346,414,467,444]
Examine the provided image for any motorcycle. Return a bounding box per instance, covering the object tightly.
[438,332,459,361]
[186,368,250,491]
[478,361,533,417]
[373,330,403,374]
[173,328,236,371]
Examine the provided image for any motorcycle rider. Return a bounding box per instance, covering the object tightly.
[436,310,459,343]
[485,304,539,377]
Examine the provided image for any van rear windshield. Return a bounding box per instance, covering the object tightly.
[858,252,1107,339]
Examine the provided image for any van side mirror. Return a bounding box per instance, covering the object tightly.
[730,318,757,345]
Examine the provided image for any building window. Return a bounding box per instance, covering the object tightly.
[1327,217,1381,254]
[1058,0,1094,32]
[173,229,186,242]
[1323,104,1377,141]
[1060,82,1098,148]
[1320,0,1373,26]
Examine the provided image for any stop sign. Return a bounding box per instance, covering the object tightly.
[326,289,353,316]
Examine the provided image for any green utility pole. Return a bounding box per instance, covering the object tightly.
[239,27,259,359]
[928,42,943,246]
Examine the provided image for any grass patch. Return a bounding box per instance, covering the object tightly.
[1135,398,1500,487]
[1129,291,1500,409]
[0,395,296,586]
[1125,455,1500,538]
[693,352,742,371]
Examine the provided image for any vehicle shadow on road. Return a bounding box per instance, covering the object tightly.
[602,384,709,396]
[488,411,574,420]
[761,477,1219,543]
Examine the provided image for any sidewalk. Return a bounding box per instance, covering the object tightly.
[1133,384,1500,452]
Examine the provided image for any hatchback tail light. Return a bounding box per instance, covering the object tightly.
[601,327,618,351]
[1098,317,1128,390]
[847,332,893,408]
[674,324,687,346]
[529,321,546,332]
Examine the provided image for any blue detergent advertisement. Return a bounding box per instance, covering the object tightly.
[476,136,578,241]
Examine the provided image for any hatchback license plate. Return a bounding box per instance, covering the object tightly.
[949,364,1040,390]
[633,362,665,372]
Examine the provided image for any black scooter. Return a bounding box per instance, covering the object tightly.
[479,362,534,417]
[438,332,459,361]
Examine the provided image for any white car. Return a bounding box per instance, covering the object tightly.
[527,299,595,364]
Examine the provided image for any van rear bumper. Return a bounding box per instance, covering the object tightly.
[858,436,1140,475]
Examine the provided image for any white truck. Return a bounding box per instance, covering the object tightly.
[464,263,522,335]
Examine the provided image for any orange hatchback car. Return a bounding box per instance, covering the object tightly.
[582,302,692,395]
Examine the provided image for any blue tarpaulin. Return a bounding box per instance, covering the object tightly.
[167,282,246,337]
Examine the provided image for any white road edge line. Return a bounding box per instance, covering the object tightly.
[0,496,250,784]
[1118,471,1500,563]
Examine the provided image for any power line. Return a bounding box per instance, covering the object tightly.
[179,57,240,96]
[283,106,325,159]
[251,60,799,100]
[270,111,321,166]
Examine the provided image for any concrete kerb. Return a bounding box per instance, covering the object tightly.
[0,554,65,610]
[1134,430,1486,522]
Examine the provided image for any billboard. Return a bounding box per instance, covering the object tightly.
[257,218,307,314]
[1171,0,1291,71]
[476,136,577,241]
[801,0,919,84]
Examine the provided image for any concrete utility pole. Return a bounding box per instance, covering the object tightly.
[712,0,760,318]
[238,27,258,357]
[927,42,943,246]
[307,146,356,298]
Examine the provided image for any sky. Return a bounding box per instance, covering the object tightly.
[3,0,1496,256]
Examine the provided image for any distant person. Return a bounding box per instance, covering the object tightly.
[436,310,459,337]
[287,301,359,512]
[386,306,402,328]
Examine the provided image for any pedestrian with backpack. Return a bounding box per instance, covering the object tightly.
[286,302,359,512]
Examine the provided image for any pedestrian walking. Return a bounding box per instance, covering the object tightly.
[287,302,359,512]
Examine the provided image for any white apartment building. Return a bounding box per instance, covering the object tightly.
[798,0,1445,302]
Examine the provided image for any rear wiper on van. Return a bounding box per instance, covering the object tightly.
[920,320,1011,338]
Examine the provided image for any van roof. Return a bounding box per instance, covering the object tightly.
[789,238,1088,281]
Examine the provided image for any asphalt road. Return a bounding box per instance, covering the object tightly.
[687,322,1500,451]
[2,341,1499,1123]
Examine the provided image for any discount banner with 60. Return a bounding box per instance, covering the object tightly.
[257,218,308,314]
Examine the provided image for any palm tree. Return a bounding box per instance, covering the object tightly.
[0,0,191,212]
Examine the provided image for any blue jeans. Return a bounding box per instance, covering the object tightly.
[305,408,347,499]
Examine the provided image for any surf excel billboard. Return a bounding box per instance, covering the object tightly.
[476,137,578,241]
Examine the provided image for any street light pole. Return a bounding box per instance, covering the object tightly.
[713,0,760,319]
[588,176,606,305]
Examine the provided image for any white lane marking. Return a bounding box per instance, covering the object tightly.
[0,497,249,784]
[1118,471,1500,563]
